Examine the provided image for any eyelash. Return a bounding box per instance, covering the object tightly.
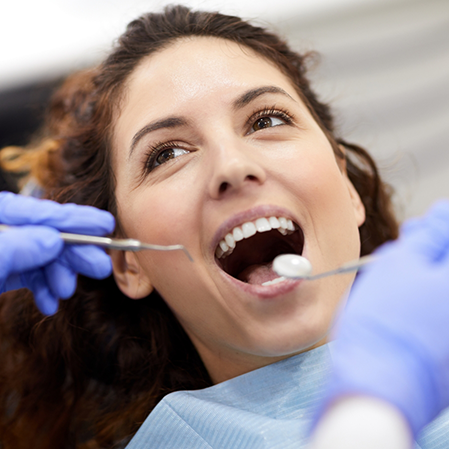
[246,106,294,133]
[143,140,185,174]
[142,106,295,174]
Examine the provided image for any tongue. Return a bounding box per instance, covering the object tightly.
[238,263,279,285]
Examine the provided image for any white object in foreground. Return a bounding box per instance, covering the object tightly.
[309,396,413,449]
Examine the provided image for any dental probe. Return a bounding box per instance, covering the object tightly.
[0,224,193,262]
[273,253,375,280]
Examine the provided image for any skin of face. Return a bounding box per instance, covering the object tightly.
[110,37,365,384]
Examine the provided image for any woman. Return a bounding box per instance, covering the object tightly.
[1,4,443,448]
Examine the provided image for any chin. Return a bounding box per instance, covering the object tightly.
[240,320,331,358]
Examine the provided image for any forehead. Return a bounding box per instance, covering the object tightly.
[118,36,300,119]
[132,36,293,90]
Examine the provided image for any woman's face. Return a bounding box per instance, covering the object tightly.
[111,37,365,383]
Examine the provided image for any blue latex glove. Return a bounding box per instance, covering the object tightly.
[315,200,449,437]
[0,192,115,315]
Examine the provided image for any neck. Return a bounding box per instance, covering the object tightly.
[192,338,327,384]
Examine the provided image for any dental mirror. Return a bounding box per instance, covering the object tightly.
[273,254,375,281]
[272,254,312,279]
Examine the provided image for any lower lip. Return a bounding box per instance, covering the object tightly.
[218,268,303,299]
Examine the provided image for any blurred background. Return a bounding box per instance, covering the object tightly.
[1,0,448,219]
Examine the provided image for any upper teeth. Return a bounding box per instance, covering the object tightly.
[215,216,296,259]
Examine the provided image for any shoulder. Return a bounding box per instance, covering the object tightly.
[125,394,214,449]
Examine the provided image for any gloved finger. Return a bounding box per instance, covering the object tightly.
[0,192,115,235]
[1,272,23,293]
[59,245,112,279]
[21,269,60,315]
[44,260,77,299]
[399,200,449,262]
[401,200,449,236]
[0,226,63,282]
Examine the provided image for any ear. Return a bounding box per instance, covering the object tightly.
[338,145,366,227]
[344,173,366,227]
[110,250,154,299]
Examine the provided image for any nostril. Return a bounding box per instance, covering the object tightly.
[218,175,258,195]
[219,182,229,194]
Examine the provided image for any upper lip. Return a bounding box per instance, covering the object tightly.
[210,204,301,255]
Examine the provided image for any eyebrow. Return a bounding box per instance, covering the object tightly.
[128,86,294,159]
[232,86,295,110]
[129,117,188,159]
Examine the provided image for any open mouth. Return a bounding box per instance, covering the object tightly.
[215,216,304,286]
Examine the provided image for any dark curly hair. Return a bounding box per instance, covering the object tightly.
[0,5,398,448]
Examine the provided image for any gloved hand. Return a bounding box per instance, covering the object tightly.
[0,191,115,315]
[315,200,449,437]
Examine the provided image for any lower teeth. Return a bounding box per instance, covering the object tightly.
[261,276,286,286]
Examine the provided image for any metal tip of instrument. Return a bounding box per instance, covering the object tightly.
[137,243,194,262]
[0,225,194,262]
[70,236,195,262]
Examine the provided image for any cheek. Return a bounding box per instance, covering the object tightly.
[272,146,348,210]
[276,148,361,260]
[116,180,206,294]
[118,181,195,246]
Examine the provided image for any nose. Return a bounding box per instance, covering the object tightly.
[208,139,267,199]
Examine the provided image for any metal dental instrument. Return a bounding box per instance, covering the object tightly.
[0,224,193,262]
[273,253,375,280]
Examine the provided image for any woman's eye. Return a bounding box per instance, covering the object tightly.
[250,116,286,133]
[154,147,189,168]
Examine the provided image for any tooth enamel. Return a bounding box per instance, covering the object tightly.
[242,222,257,238]
[225,233,236,249]
[217,216,300,259]
[216,245,224,258]
[224,248,233,258]
[262,276,286,286]
[233,226,244,242]
[219,240,229,252]
[269,216,280,229]
[255,217,271,233]
[278,217,288,229]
